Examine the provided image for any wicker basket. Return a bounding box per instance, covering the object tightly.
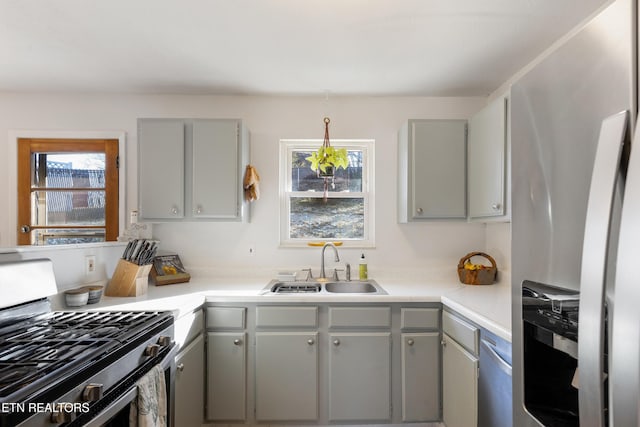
[457,252,498,285]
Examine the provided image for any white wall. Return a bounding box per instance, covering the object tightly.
[0,93,493,281]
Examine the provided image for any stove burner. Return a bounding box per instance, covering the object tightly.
[0,310,170,401]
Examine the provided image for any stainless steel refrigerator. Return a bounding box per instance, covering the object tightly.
[511,0,637,425]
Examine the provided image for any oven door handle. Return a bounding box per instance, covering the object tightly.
[83,386,138,427]
[84,343,177,427]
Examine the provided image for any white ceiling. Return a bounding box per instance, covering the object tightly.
[0,0,610,96]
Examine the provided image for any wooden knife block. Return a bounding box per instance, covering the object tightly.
[105,259,152,297]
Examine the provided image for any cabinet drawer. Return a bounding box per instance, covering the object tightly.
[401,308,440,330]
[176,309,204,348]
[443,311,479,355]
[206,307,246,329]
[256,306,318,328]
[328,306,391,328]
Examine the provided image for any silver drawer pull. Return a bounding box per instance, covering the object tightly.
[177,363,185,372]
[333,339,340,346]
[233,339,242,346]
[307,338,315,345]
[407,338,415,346]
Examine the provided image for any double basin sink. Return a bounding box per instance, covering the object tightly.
[265,280,387,295]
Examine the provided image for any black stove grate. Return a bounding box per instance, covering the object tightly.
[0,310,171,401]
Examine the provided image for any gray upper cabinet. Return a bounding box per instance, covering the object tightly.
[468,96,508,220]
[138,118,250,222]
[138,119,185,219]
[398,119,467,222]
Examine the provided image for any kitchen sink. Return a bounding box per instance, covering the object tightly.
[325,281,378,293]
[263,280,387,295]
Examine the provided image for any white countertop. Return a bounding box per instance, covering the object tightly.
[51,269,512,341]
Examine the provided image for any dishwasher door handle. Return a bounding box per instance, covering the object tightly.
[481,339,512,376]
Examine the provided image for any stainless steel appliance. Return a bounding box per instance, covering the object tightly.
[0,258,176,427]
[478,327,512,427]
[511,0,637,425]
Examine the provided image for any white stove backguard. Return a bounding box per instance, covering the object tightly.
[0,258,57,309]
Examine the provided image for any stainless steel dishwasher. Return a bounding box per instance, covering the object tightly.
[478,328,513,427]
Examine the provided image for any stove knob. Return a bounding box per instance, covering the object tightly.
[50,407,76,423]
[145,344,160,357]
[157,335,171,347]
[83,383,104,402]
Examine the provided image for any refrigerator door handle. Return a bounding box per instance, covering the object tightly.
[612,114,640,427]
[578,110,628,427]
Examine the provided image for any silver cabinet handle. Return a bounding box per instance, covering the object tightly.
[407,338,415,346]
[177,363,185,372]
[171,207,179,215]
[20,224,30,233]
[441,339,446,347]
[233,339,242,346]
[333,339,340,346]
[195,205,202,214]
[416,207,423,214]
[307,338,315,345]
[492,203,501,210]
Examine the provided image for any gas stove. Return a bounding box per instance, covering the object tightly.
[0,259,175,427]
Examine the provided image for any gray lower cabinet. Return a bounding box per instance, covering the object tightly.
[442,310,480,427]
[175,333,204,427]
[206,332,246,421]
[255,332,319,421]
[328,332,392,421]
[204,302,442,425]
[401,332,441,421]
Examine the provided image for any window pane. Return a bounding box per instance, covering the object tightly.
[34,153,105,188]
[290,197,364,239]
[32,190,106,226]
[31,229,105,245]
[291,150,362,192]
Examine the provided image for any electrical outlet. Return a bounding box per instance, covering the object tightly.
[85,255,96,275]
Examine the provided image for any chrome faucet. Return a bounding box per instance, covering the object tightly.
[320,242,340,280]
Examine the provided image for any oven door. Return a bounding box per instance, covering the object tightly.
[84,343,177,427]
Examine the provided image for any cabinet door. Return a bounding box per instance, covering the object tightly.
[138,119,185,219]
[255,332,318,421]
[206,332,246,421]
[410,120,467,220]
[468,97,507,218]
[401,332,441,422]
[175,334,204,427]
[443,333,478,427]
[192,119,240,219]
[328,332,391,421]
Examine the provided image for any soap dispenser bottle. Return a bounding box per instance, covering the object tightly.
[359,253,368,281]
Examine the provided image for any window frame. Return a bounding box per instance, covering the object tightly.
[13,131,124,246]
[17,138,119,246]
[279,139,375,248]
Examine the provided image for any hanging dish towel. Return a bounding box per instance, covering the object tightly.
[129,364,167,427]
[243,164,261,202]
